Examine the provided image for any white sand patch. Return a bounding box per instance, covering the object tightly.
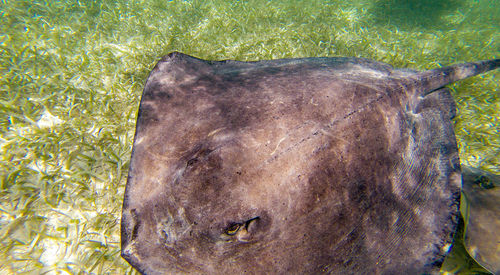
[37,110,63,129]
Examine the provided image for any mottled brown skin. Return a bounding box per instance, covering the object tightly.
[121,53,499,274]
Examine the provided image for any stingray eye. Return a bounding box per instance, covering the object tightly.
[225,223,241,235]
[475,175,494,189]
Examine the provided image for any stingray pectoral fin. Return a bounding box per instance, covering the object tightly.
[415,59,499,97]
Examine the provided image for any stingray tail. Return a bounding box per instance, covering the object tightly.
[417,59,499,96]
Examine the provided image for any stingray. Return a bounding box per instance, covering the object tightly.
[461,166,500,273]
[440,166,500,274]
[121,52,499,274]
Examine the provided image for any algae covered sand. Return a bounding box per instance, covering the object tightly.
[0,0,498,273]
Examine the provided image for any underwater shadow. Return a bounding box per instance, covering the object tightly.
[369,0,466,30]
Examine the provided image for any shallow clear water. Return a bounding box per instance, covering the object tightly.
[0,0,497,273]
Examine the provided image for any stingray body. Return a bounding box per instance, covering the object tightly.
[461,166,500,273]
[121,52,499,274]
